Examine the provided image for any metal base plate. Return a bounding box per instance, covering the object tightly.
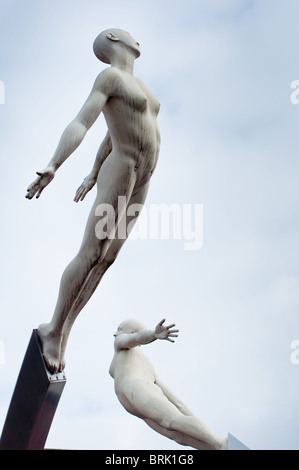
[0,330,66,450]
[228,433,250,450]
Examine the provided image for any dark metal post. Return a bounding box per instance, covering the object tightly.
[0,330,66,450]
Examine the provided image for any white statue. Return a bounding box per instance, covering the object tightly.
[110,319,228,450]
[26,29,160,373]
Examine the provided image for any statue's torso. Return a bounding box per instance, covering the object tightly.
[102,69,161,188]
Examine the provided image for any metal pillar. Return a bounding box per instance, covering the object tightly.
[0,330,66,450]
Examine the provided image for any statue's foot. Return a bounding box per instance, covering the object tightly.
[59,354,66,373]
[220,437,228,450]
[37,323,63,374]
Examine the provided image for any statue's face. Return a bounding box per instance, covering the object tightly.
[108,29,141,59]
[124,31,140,58]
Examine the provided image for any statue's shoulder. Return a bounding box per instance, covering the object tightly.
[94,67,123,94]
[96,67,122,82]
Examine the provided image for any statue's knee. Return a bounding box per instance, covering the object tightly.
[77,242,106,267]
[163,416,182,433]
[160,417,173,430]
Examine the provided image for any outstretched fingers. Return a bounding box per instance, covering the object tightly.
[74,184,86,202]
[26,178,41,199]
[155,318,179,342]
[165,322,179,334]
[36,187,45,199]
[158,319,179,332]
[167,329,179,339]
[74,176,97,202]
[26,168,55,200]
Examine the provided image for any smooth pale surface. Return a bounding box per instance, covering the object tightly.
[110,319,228,450]
[228,433,250,450]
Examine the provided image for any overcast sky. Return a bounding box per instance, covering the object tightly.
[1,0,299,450]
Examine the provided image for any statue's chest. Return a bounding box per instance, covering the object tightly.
[124,83,148,113]
[113,76,149,113]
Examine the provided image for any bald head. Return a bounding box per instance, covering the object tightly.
[93,28,140,64]
[114,319,146,337]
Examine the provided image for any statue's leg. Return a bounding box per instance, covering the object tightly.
[145,417,227,450]
[58,182,150,370]
[164,415,227,450]
[120,381,226,451]
[38,155,137,373]
[144,418,209,449]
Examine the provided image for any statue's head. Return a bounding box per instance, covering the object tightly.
[93,29,140,64]
[114,319,146,337]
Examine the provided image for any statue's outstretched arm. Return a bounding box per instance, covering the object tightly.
[26,72,109,200]
[115,319,179,351]
[115,329,157,350]
[74,131,112,202]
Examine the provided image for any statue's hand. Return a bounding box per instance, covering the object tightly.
[154,319,179,343]
[26,167,55,200]
[74,174,97,202]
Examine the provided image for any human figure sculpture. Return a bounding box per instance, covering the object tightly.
[25,29,160,373]
[109,319,228,450]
